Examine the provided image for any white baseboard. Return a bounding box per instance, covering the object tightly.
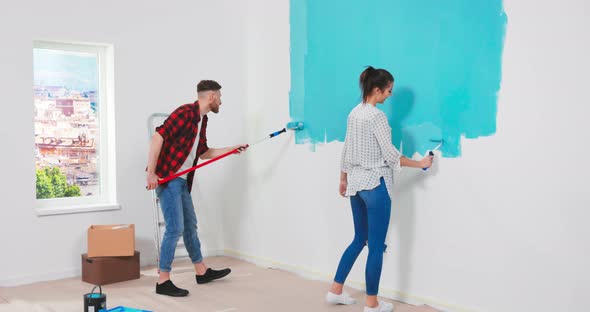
[222,249,476,312]
[203,248,225,257]
[0,267,79,287]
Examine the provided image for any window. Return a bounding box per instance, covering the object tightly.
[33,41,118,215]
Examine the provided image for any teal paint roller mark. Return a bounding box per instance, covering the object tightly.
[289,0,506,155]
[423,139,443,171]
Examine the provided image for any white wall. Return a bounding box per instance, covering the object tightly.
[0,0,247,286]
[227,0,590,312]
[2,0,589,311]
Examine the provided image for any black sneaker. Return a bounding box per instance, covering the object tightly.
[156,280,189,297]
[196,268,231,284]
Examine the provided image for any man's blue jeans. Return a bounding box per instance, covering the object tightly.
[156,178,203,272]
[334,177,391,296]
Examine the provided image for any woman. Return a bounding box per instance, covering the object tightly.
[325,66,433,312]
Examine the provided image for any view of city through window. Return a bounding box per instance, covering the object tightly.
[34,48,100,199]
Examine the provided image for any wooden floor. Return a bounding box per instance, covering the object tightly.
[0,256,441,312]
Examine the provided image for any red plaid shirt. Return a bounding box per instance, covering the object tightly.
[155,101,208,191]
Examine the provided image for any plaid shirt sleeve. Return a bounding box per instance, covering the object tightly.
[155,106,191,141]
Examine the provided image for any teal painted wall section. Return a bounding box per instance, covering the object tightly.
[289,0,507,157]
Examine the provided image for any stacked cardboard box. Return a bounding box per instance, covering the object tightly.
[82,224,140,285]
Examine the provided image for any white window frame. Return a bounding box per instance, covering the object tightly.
[33,40,119,216]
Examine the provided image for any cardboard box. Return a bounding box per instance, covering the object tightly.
[88,224,135,257]
[81,251,140,285]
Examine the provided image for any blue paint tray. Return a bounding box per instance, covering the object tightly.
[100,306,152,312]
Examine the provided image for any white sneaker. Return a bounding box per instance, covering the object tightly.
[363,300,394,312]
[325,291,357,305]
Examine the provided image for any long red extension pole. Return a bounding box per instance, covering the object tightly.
[157,147,241,185]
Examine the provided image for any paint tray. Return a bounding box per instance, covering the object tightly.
[100,306,152,312]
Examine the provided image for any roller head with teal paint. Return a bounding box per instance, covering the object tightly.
[286,121,304,131]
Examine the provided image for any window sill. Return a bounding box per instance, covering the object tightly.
[35,203,121,217]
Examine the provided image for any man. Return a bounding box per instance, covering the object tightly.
[146,80,248,297]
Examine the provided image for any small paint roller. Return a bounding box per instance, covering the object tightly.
[422,139,443,171]
[152,121,305,186]
[286,121,304,131]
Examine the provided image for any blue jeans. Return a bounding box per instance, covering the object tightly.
[156,178,203,272]
[334,177,391,296]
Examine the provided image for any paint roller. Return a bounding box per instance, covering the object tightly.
[286,121,304,131]
[422,139,443,171]
[154,121,304,186]
[247,121,304,146]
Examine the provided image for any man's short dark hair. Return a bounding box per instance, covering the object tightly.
[197,80,222,93]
